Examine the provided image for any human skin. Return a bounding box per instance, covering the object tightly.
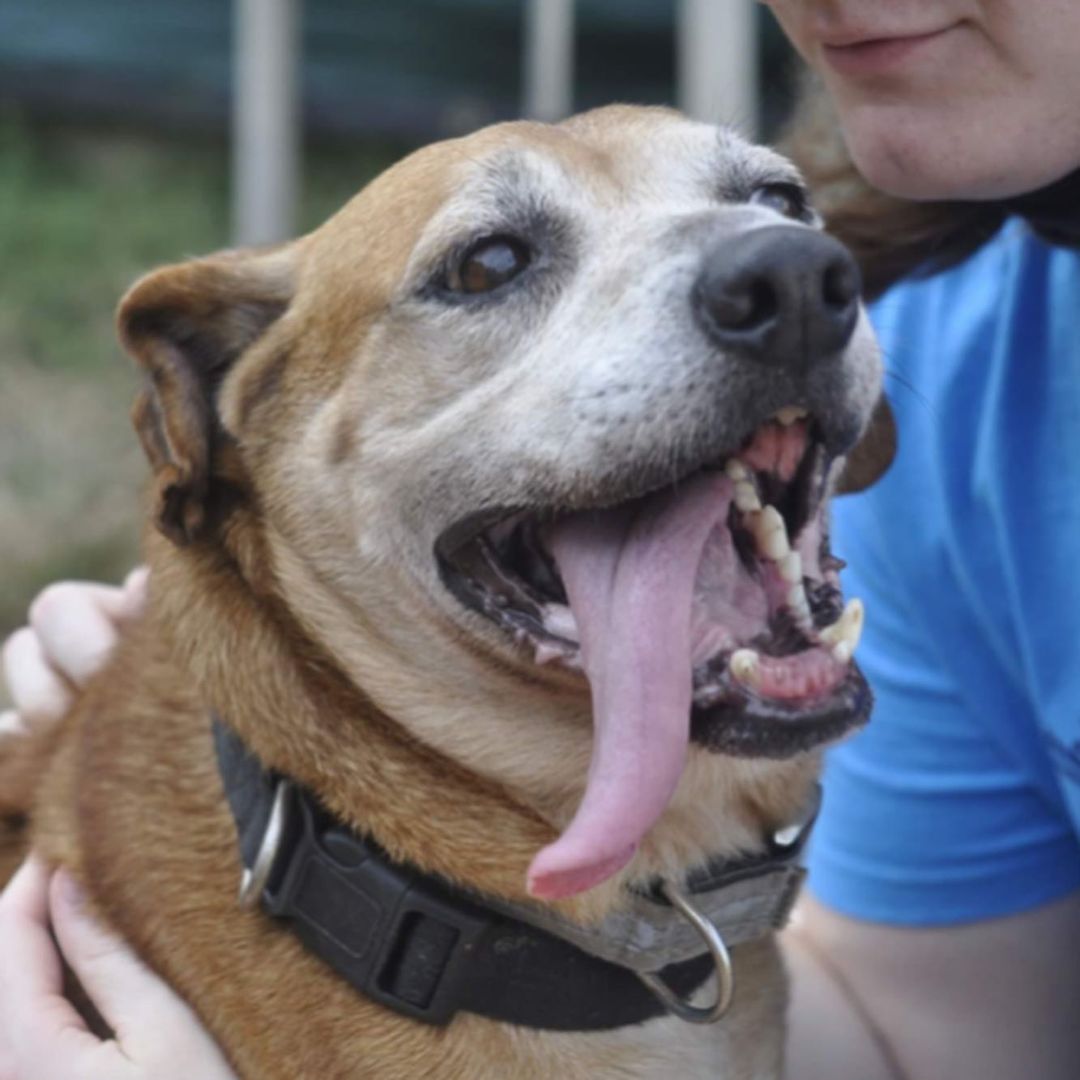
[763,0,1080,200]
[762,3,1080,1077]
[0,572,238,1080]
[7,8,1080,1066]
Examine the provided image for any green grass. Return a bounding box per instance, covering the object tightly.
[0,113,406,643]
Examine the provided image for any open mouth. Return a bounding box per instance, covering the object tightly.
[436,407,870,898]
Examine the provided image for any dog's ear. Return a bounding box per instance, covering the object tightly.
[117,247,296,545]
[835,395,897,494]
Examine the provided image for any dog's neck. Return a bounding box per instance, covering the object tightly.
[145,527,579,913]
[147,504,816,928]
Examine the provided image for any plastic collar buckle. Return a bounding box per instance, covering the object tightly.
[254,787,489,1025]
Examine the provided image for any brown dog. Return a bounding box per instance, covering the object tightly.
[0,106,885,1078]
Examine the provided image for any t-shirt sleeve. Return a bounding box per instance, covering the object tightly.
[807,433,1080,926]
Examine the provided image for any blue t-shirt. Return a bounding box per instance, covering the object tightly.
[808,220,1080,925]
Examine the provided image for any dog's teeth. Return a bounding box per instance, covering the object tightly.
[778,552,802,584]
[756,505,790,560]
[734,481,762,513]
[729,648,761,686]
[535,643,564,665]
[832,641,853,665]
[819,597,864,653]
[787,583,813,621]
[542,604,579,642]
[776,405,809,426]
[725,459,750,482]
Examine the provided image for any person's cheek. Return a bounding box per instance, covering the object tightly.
[759,1,813,64]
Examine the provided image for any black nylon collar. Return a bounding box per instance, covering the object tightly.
[212,717,807,1031]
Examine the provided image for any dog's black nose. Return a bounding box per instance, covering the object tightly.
[694,226,860,366]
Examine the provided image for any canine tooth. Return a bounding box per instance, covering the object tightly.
[535,643,563,665]
[729,648,761,685]
[778,552,803,584]
[734,481,762,513]
[832,641,853,664]
[776,405,809,426]
[725,459,749,482]
[819,597,864,651]
[543,604,579,641]
[757,506,790,560]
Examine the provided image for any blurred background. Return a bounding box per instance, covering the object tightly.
[0,0,801,639]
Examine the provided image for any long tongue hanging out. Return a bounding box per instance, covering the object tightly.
[527,472,733,899]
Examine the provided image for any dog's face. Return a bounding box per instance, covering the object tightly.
[119,107,885,903]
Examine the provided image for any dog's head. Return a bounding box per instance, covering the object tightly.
[118,106,888,903]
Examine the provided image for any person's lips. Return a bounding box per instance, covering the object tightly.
[821,25,957,77]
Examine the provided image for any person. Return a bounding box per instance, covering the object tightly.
[3,2,1079,1076]
[0,573,238,1080]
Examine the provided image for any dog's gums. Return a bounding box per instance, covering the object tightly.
[438,408,871,899]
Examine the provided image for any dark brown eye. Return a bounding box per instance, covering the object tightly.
[448,236,531,294]
[749,183,810,221]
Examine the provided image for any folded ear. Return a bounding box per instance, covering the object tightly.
[835,395,897,494]
[117,247,296,545]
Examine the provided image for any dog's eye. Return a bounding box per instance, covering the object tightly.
[448,237,531,294]
[748,183,810,221]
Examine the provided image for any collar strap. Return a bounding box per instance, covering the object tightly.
[212,718,814,1031]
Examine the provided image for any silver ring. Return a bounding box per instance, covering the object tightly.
[237,780,291,909]
[637,880,735,1024]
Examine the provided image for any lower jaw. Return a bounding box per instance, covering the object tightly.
[689,669,872,759]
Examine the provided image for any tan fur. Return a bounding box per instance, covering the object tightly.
[0,106,873,1078]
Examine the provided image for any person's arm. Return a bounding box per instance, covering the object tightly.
[0,571,238,1080]
[785,887,1080,1080]
[0,855,238,1080]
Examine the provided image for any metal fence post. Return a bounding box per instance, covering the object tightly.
[677,0,759,137]
[233,0,301,246]
[523,0,575,121]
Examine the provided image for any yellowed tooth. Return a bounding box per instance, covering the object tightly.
[776,405,809,426]
[543,604,579,641]
[832,641,853,665]
[787,584,814,630]
[734,481,762,512]
[535,643,563,665]
[758,505,790,560]
[729,648,761,685]
[725,459,750,482]
[820,597,865,651]
[779,551,803,584]
[787,583,810,612]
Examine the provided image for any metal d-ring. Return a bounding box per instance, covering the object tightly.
[638,880,735,1024]
[237,780,291,909]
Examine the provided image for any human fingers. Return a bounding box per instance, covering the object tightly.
[48,870,237,1078]
[120,565,150,616]
[1,627,73,725]
[27,575,143,689]
[0,858,105,1076]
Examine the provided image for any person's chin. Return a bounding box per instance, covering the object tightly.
[840,106,1007,202]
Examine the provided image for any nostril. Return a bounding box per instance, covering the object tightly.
[711,277,779,331]
[822,259,859,311]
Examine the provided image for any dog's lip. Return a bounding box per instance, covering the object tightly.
[434,421,836,558]
[436,505,521,561]
[433,416,869,758]
[690,664,872,758]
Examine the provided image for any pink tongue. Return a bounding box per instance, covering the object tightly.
[526,472,732,899]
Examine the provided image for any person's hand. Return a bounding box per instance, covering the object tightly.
[0,856,238,1080]
[1,567,148,737]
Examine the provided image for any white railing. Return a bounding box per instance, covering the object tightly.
[232,0,760,244]
[233,0,301,245]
